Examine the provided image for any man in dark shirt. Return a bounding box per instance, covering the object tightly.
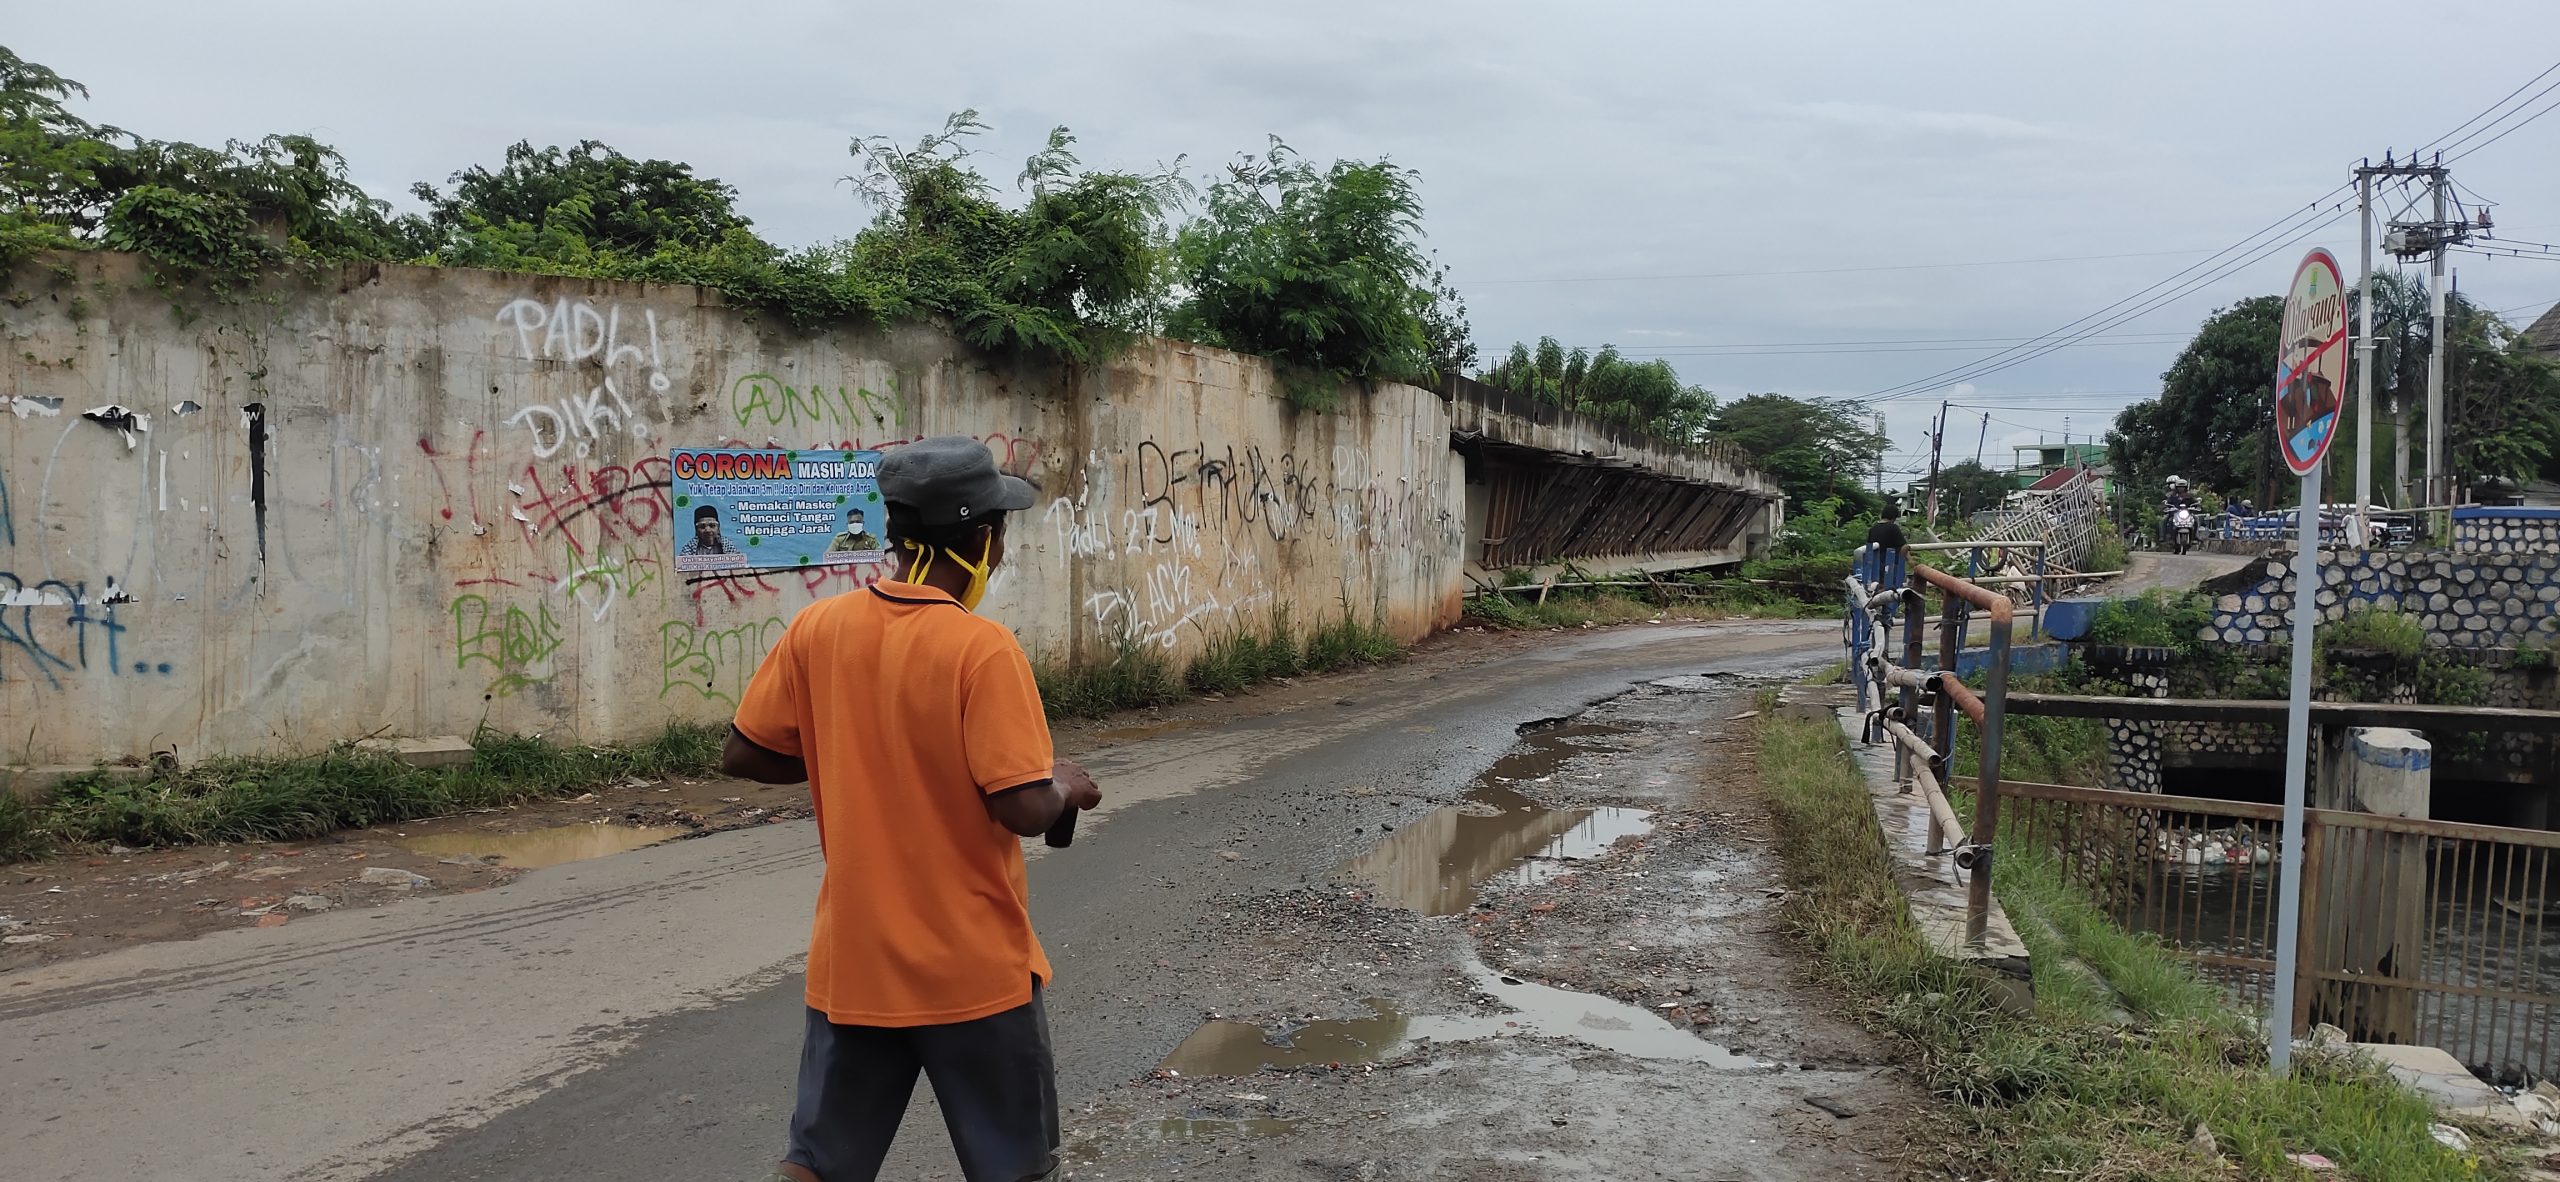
[1863,500,1909,621]
[1865,500,1909,555]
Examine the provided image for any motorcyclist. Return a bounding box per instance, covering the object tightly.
[2162,477,2200,551]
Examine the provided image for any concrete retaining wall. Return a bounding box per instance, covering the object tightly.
[2204,549,2560,650]
[2453,506,2560,554]
[0,255,1470,763]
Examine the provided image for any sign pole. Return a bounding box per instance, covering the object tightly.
[2267,461,2321,1075]
[2265,246,2345,1076]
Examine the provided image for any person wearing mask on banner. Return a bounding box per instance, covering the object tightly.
[681,505,732,557]
[828,507,881,555]
[723,435,1099,1182]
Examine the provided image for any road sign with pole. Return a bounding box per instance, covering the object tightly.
[2267,247,2347,1075]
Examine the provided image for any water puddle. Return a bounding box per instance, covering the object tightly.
[1157,953,1778,1075]
[1149,1118,1299,1139]
[394,822,685,869]
[1340,720,1652,914]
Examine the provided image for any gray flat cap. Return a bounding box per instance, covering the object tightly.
[879,436,1037,526]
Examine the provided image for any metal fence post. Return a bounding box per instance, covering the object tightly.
[1968,599,2013,948]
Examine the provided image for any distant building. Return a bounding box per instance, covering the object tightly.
[2525,303,2560,355]
[2010,441,2114,501]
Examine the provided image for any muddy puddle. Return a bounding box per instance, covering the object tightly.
[1158,952,1778,1076]
[394,822,686,869]
[1339,719,1654,915]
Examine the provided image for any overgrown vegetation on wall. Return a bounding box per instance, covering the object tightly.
[0,45,1473,405]
[1476,336,1715,444]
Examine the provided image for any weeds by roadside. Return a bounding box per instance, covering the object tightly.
[1037,632,1183,719]
[1037,603,1405,720]
[0,723,726,863]
[1464,583,1818,631]
[1757,707,2500,1181]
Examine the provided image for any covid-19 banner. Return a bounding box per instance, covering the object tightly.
[670,448,885,573]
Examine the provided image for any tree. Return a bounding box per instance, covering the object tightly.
[1168,141,1455,406]
[2,46,396,276]
[1477,336,1716,444]
[2106,296,2283,509]
[1706,393,1887,512]
[0,45,114,258]
[408,139,758,267]
[844,112,1187,356]
[2439,298,2560,491]
[1927,459,2016,524]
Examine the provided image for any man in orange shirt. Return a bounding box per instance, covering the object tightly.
[722,436,1101,1182]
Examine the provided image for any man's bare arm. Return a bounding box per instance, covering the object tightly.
[984,758,1102,837]
[722,726,807,784]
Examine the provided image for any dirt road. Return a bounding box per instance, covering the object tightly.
[1,620,1912,1181]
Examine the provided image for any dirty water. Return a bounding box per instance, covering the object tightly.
[1157,951,1778,1076]
[393,823,686,870]
[1338,719,1655,915]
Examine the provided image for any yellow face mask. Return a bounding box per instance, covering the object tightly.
[898,530,995,612]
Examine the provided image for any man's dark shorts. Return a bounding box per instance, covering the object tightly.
[785,986,1058,1182]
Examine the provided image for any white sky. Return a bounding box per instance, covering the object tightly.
[12,1,2560,478]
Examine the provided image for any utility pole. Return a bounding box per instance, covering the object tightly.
[1923,400,1948,529]
[2354,165,2375,541]
[2366,152,2477,519]
[1874,413,1887,501]
[2426,164,2449,513]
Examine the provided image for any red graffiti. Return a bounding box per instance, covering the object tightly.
[678,560,883,626]
[513,457,674,558]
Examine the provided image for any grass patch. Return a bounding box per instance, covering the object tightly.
[1300,607,1402,673]
[1044,602,1406,720]
[2321,604,2425,661]
[2,723,725,862]
[1185,604,1307,695]
[1463,582,1820,631]
[1036,631,1182,719]
[1758,708,2500,1181]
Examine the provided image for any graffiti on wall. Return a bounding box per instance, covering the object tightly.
[451,592,564,698]
[659,616,786,706]
[495,297,671,459]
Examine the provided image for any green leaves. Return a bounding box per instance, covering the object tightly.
[1479,335,1714,444]
[1707,394,1889,513]
[1167,142,1455,407]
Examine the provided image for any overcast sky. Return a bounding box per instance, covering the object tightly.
[14,1,2560,478]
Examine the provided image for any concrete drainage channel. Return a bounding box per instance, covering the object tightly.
[1078,665,1916,1179]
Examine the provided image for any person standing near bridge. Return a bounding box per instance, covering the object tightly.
[721,435,1102,1182]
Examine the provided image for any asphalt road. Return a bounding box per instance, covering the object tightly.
[0,620,1837,1182]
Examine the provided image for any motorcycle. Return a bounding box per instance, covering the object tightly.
[2168,507,2197,555]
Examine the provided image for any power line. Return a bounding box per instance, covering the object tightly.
[1582,330,2185,351]
[1604,338,2184,358]
[1466,247,2211,285]
[1865,198,2354,403]
[2455,246,2560,263]
[2416,59,2560,155]
[2447,85,2560,163]
[1854,58,2560,409]
[1859,192,2350,401]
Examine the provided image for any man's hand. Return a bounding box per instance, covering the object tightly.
[1052,757,1102,812]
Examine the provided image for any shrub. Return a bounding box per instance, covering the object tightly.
[2320,605,2424,661]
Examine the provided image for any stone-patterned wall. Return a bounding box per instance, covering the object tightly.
[2453,506,2560,554]
[2204,550,2560,650]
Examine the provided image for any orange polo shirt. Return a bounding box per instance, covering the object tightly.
[732,582,1056,1027]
